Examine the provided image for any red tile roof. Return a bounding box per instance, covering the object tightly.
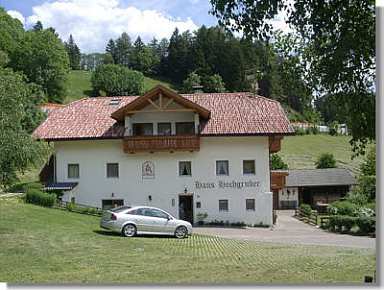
[33,92,294,141]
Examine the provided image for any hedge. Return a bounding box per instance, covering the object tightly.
[25,189,56,207]
[327,215,375,234]
[327,200,358,216]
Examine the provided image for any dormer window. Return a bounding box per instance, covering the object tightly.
[109,99,121,106]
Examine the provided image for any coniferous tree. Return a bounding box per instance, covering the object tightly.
[105,39,116,63]
[115,32,132,67]
[33,21,43,31]
[64,34,81,70]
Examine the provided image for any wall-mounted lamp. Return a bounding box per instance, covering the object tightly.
[111,192,115,197]
[184,187,188,194]
[148,195,152,201]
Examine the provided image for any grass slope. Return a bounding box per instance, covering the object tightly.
[279,135,367,175]
[64,70,174,104]
[0,198,375,284]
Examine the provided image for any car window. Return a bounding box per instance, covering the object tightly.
[145,208,169,219]
[110,206,131,213]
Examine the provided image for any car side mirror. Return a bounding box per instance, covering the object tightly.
[167,216,172,220]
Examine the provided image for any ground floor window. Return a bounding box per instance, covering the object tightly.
[219,199,229,211]
[102,199,124,210]
[246,199,255,211]
[68,163,79,179]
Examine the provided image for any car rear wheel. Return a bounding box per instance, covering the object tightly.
[122,224,136,237]
[175,226,188,239]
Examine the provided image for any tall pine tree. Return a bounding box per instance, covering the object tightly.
[64,34,81,70]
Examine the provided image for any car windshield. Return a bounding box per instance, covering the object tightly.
[110,206,131,213]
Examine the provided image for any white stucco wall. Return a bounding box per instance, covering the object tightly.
[54,136,273,225]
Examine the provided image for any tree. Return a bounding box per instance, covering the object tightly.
[33,21,43,31]
[115,32,132,67]
[91,64,144,96]
[0,67,48,189]
[105,39,116,63]
[130,36,158,74]
[270,154,288,170]
[209,0,375,155]
[202,74,225,93]
[315,153,336,169]
[0,7,25,54]
[10,27,70,103]
[182,72,202,93]
[64,34,81,70]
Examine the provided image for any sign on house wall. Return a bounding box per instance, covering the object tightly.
[194,180,260,190]
[142,161,155,179]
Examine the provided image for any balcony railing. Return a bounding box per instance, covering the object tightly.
[123,135,200,153]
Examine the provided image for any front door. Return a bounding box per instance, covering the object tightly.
[179,195,193,224]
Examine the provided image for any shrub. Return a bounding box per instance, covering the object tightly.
[315,153,336,168]
[8,182,43,193]
[327,215,357,233]
[328,200,358,216]
[91,64,144,96]
[356,216,375,234]
[270,154,288,170]
[300,203,312,216]
[294,127,306,135]
[25,189,55,207]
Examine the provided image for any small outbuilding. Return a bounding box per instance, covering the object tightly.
[271,168,357,210]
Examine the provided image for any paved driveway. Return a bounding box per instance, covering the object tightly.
[194,210,375,249]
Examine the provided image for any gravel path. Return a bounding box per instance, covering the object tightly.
[194,210,375,249]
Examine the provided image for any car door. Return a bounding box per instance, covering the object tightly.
[129,208,152,233]
[145,208,170,234]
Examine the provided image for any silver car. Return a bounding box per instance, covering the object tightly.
[100,206,193,239]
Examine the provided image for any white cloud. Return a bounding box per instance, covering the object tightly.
[7,10,25,25]
[25,0,198,52]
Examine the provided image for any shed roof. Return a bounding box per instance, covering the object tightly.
[283,168,357,187]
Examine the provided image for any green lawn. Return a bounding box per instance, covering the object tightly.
[64,70,175,104]
[0,198,375,284]
[279,134,368,175]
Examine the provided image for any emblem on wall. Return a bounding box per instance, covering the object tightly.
[142,161,155,179]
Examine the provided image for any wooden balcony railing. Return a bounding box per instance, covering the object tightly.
[123,135,200,153]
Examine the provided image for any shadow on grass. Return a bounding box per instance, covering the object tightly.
[93,230,177,239]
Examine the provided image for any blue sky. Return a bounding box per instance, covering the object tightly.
[1,0,219,52]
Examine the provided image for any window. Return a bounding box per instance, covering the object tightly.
[133,123,153,136]
[219,200,229,211]
[246,199,255,211]
[144,208,169,219]
[216,160,229,176]
[179,161,192,176]
[107,163,119,178]
[243,160,256,175]
[102,199,124,210]
[157,122,172,136]
[176,122,195,135]
[68,164,79,179]
[196,202,201,208]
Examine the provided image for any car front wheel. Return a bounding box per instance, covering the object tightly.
[122,224,136,237]
[175,226,188,239]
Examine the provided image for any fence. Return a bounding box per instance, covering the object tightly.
[55,200,103,216]
[295,208,330,227]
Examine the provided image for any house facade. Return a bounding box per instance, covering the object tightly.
[34,85,294,226]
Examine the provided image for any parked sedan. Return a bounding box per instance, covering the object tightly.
[100,206,192,239]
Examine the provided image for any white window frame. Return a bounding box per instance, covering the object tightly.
[178,160,192,177]
[216,160,229,176]
[106,163,119,178]
[219,199,229,212]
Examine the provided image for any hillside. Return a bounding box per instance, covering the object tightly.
[279,135,367,175]
[64,70,174,103]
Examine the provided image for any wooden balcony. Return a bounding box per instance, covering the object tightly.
[123,135,200,153]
